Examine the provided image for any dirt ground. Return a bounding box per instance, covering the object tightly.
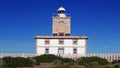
[17,63,120,68]
[17,63,54,68]
[35,63,54,68]
[17,63,85,68]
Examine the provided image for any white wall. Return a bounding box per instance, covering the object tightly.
[64,39,72,46]
[37,47,45,55]
[77,47,85,54]
[64,47,73,54]
[37,39,86,47]
[78,39,86,46]
[50,39,58,46]
[36,39,87,56]
[49,47,58,54]
[37,39,44,46]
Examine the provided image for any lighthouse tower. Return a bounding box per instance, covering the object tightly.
[52,7,70,36]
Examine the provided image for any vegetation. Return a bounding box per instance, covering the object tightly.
[35,54,58,63]
[112,60,120,64]
[53,59,63,65]
[61,58,73,63]
[34,54,73,63]
[1,54,120,68]
[2,56,33,68]
[77,56,109,65]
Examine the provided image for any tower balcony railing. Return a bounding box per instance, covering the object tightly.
[52,13,71,17]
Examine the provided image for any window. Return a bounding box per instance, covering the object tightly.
[59,33,64,36]
[73,48,77,54]
[58,48,64,55]
[45,41,50,45]
[53,33,57,36]
[58,11,65,14]
[73,41,78,45]
[45,48,49,54]
[59,41,64,45]
[65,33,70,36]
[59,39,64,45]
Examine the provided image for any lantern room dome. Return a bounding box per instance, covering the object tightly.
[58,7,65,11]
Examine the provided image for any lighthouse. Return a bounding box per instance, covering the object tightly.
[35,7,88,58]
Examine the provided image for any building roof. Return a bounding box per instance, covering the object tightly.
[35,36,88,39]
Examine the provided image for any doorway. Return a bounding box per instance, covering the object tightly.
[58,48,64,55]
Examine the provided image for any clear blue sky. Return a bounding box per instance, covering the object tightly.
[0,0,120,53]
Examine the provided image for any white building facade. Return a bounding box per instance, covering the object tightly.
[35,7,88,58]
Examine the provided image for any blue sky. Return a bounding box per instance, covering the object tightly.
[0,0,120,53]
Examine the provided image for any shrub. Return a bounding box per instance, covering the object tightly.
[113,65,120,68]
[35,54,58,63]
[53,59,63,65]
[34,54,73,64]
[61,58,73,63]
[77,56,109,65]
[85,62,100,68]
[2,57,33,68]
[68,61,75,65]
[112,60,120,64]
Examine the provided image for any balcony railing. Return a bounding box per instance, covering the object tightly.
[52,13,71,17]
